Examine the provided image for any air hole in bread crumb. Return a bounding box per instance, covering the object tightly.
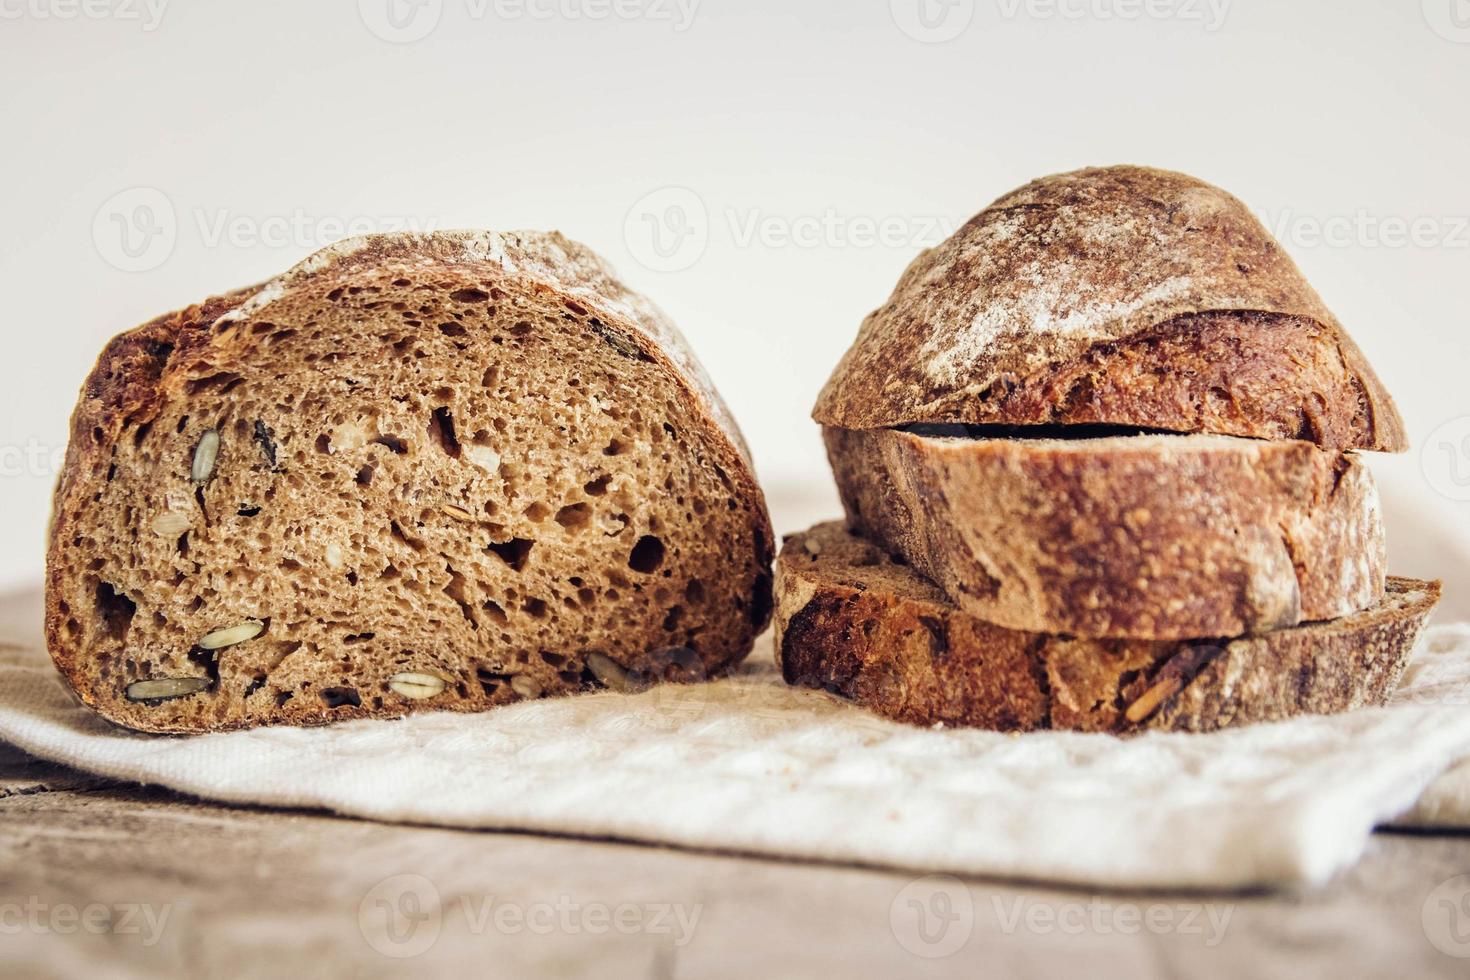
[523,598,548,619]
[187,372,244,396]
[372,434,408,455]
[428,408,461,459]
[444,567,477,624]
[94,582,136,643]
[390,522,426,552]
[555,503,591,531]
[450,288,489,303]
[629,536,665,574]
[486,538,534,572]
[584,475,611,496]
[483,599,508,625]
[523,502,549,523]
[320,687,361,709]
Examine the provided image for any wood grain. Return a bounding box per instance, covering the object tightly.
[3,743,1470,978]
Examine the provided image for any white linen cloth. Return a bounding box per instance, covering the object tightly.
[2,585,1468,891]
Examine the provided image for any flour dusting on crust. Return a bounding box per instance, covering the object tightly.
[811,165,1391,439]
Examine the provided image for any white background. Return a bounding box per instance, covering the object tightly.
[1,0,1467,614]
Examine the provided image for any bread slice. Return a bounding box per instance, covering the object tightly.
[776,522,1439,733]
[825,426,1385,640]
[813,166,1405,452]
[46,232,774,733]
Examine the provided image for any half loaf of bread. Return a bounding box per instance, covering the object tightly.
[825,426,1386,640]
[46,232,774,733]
[776,522,1438,733]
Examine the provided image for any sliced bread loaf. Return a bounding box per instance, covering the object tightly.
[813,166,1405,452]
[776,522,1439,733]
[46,232,774,733]
[825,426,1385,640]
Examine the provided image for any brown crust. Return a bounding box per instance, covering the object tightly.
[45,232,774,733]
[775,522,1440,733]
[813,166,1406,453]
[825,426,1386,640]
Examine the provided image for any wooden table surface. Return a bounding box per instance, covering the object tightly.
[3,740,1470,979]
[5,492,1470,978]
